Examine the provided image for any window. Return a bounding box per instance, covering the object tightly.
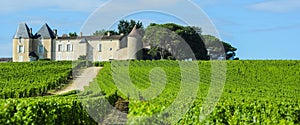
[18,45,24,53]
[38,45,44,53]
[98,56,102,61]
[58,44,63,52]
[98,44,102,52]
[18,56,23,62]
[66,44,72,52]
[58,54,62,60]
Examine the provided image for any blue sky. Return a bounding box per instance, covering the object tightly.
[0,0,299,60]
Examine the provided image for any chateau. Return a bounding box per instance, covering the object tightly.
[12,23,144,62]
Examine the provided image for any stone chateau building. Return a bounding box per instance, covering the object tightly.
[12,23,144,62]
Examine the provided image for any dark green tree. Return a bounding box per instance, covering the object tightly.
[118,20,143,35]
[92,20,143,36]
[201,35,238,60]
[143,23,208,60]
[69,32,78,37]
[93,29,118,36]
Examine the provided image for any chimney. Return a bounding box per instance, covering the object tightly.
[107,32,111,36]
[53,29,58,39]
[80,32,83,37]
[29,28,32,35]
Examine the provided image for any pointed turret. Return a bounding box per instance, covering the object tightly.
[127,25,143,60]
[34,23,55,60]
[14,23,32,39]
[128,25,141,38]
[35,23,55,39]
[13,23,34,62]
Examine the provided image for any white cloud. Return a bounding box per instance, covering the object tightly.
[0,0,105,14]
[249,0,300,12]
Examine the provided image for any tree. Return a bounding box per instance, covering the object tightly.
[69,32,78,37]
[90,20,238,60]
[201,35,238,60]
[143,23,208,60]
[118,20,143,35]
[92,20,142,36]
[93,29,118,36]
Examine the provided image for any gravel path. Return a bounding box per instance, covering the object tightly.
[52,67,102,95]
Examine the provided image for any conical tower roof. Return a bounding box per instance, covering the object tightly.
[35,23,55,39]
[14,23,32,39]
[128,25,141,37]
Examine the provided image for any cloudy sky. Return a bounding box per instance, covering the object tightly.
[0,0,299,59]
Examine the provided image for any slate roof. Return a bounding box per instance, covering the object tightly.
[79,38,87,44]
[35,23,55,39]
[14,23,32,39]
[13,22,125,41]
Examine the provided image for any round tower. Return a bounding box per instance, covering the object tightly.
[127,25,143,60]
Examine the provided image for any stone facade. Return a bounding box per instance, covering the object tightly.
[12,23,143,62]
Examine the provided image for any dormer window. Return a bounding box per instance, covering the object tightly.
[18,37,23,44]
[38,34,43,40]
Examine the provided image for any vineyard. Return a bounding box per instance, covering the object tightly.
[0,61,73,98]
[0,60,300,124]
[95,60,300,124]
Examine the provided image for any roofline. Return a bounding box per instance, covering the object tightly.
[56,35,125,40]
